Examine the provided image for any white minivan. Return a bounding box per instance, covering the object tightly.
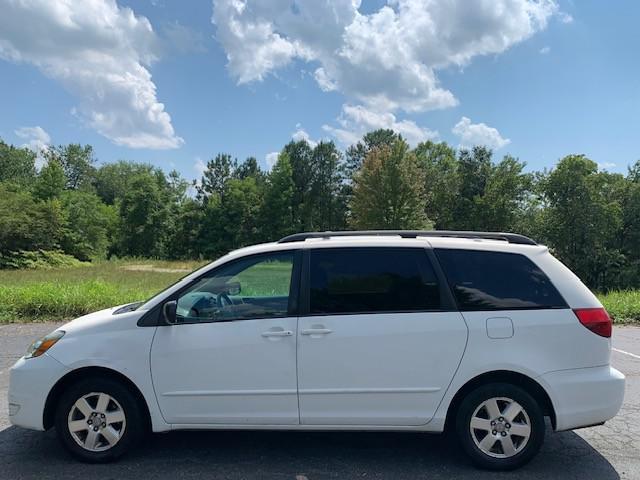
[9,231,625,470]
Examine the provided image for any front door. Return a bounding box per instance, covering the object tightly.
[297,247,467,426]
[151,250,300,425]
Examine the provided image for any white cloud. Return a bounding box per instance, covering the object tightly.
[323,104,438,147]
[15,126,51,168]
[314,67,339,92]
[265,151,279,170]
[194,157,207,176]
[212,0,298,84]
[15,126,50,152]
[539,46,551,54]
[598,162,616,171]
[0,0,182,149]
[191,157,207,192]
[212,0,559,113]
[291,125,318,148]
[452,116,510,150]
[558,11,574,24]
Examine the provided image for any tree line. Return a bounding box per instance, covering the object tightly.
[1,130,639,291]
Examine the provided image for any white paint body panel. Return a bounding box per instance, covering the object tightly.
[9,306,170,432]
[150,318,299,425]
[43,307,168,431]
[8,235,625,437]
[297,312,467,425]
[427,308,619,431]
[8,353,69,430]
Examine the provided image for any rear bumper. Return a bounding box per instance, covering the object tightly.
[539,365,625,431]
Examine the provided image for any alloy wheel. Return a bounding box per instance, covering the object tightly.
[67,392,127,452]
[469,396,532,458]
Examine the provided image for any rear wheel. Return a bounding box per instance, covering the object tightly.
[54,378,144,463]
[455,383,545,470]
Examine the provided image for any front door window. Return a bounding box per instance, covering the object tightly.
[175,251,294,323]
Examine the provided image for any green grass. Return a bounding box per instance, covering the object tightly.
[1,259,639,324]
[0,259,206,323]
[232,260,293,296]
[599,290,640,325]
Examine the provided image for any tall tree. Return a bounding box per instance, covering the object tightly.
[33,159,66,201]
[60,191,117,260]
[167,198,205,259]
[94,161,164,205]
[619,160,640,286]
[167,169,190,204]
[44,144,96,190]
[345,129,401,180]
[234,156,263,181]
[219,177,263,251]
[261,152,295,241]
[282,140,314,231]
[0,140,36,185]
[414,141,459,229]
[310,141,346,230]
[0,184,65,254]
[450,146,494,229]
[350,140,430,229]
[197,176,264,258]
[197,153,234,202]
[117,173,170,257]
[476,155,533,232]
[539,155,622,288]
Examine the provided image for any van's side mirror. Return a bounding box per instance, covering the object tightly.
[163,300,178,325]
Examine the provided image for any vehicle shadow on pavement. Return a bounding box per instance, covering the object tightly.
[0,425,620,480]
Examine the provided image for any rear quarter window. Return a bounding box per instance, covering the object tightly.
[434,249,567,311]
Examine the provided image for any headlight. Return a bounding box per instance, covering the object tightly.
[25,330,65,359]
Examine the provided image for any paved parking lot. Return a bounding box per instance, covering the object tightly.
[1,323,638,479]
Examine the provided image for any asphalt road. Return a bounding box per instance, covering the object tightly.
[1,323,638,480]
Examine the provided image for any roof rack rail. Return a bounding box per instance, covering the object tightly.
[277,230,537,245]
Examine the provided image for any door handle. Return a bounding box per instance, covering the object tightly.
[261,330,293,337]
[300,328,333,335]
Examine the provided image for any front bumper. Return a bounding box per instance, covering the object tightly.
[8,354,69,431]
[539,365,625,431]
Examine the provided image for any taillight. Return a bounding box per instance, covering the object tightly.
[573,308,612,338]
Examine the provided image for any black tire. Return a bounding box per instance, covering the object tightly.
[54,377,144,463]
[455,382,545,471]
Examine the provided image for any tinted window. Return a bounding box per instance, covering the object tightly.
[435,249,566,311]
[175,251,294,323]
[309,248,441,314]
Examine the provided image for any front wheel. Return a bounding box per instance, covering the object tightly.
[54,378,144,462]
[455,383,545,470]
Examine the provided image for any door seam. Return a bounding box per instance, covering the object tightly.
[424,311,470,426]
[295,316,302,425]
[148,325,171,426]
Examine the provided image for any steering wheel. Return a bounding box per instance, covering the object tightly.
[217,292,233,308]
[186,293,217,319]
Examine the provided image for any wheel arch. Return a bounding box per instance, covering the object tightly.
[444,370,556,431]
[43,366,152,432]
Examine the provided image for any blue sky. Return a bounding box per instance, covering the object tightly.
[1,0,638,181]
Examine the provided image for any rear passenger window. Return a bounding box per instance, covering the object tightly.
[309,248,441,314]
[435,249,567,311]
